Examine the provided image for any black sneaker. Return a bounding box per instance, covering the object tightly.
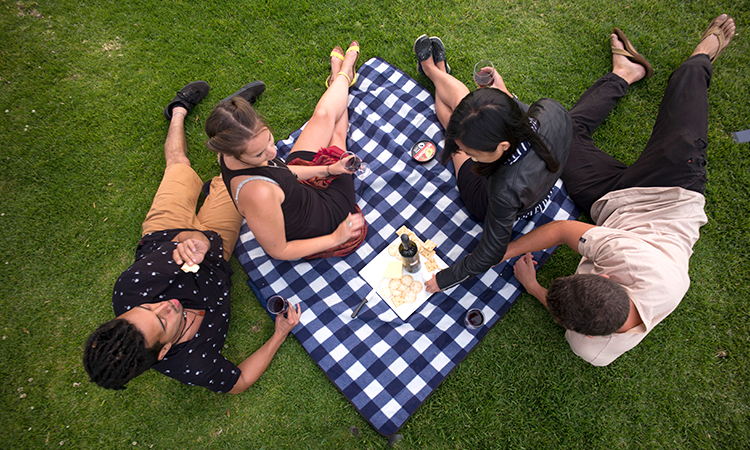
[430,36,451,74]
[221,80,266,104]
[163,80,210,120]
[414,34,432,76]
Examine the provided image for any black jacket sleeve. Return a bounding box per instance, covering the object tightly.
[435,98,573,290]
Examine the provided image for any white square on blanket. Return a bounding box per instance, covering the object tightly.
[312,326,333,344]
[430,352,451,372]
[435,315,455,332]
[363,379,384,399]
[371,340,391,358]
[354,323,374,341]
[347,361,366,381]
[382,398,402,419]
[330,343,349,362]
[406,375,427,395]
[389,357,409,377]
[412,335,431,354]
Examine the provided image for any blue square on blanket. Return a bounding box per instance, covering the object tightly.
[235,57,580,436]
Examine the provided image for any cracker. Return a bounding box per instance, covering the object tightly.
[400,274,413,286]
[405,291,417,303]
[424,258,439,272]
[181,263,200,273]
[409,281,423,293]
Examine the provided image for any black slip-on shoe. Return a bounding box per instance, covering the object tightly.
[414,34,432,76]
[164,80,210,120]
[430,36,451,74]
[221,80,267,104]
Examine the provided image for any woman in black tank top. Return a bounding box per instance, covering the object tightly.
[204,41,365,260]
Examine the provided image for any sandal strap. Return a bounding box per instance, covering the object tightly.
[611,47,633,57]
[336,71,352,85]
[345,44,360,54]
[700,27,725,62]
[330,49,345,61]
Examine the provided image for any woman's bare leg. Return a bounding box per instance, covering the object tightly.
[290,42,358,155]
[421,56,470,129]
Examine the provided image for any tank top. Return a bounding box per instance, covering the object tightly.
[219,154,356,241]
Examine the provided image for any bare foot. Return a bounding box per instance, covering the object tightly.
[611,34,647,85]
[692,14,735,61]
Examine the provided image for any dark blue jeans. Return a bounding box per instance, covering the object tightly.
[562,55,712,216]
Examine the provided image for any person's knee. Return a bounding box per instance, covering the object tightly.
[311,103,337,124]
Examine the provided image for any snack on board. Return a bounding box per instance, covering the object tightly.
[380,274,422,308]
[384,261,403,279]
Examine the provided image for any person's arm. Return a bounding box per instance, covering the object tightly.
[503,220,596,261]
[239,181,364,260]
[429,196,518,292]
[228,303,302,394]
[513,252,548,307]
[287,159,353,181]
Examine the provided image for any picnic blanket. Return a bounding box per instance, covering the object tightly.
[234,57,580,436]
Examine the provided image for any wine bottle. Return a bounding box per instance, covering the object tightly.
[398,234,421,273]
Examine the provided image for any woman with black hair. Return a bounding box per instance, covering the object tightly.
[413,35,573,293]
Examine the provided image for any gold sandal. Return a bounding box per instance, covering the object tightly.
[325,47,345,87]
[326,42,360,88]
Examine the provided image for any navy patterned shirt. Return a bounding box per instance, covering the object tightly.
[113,229,241,393]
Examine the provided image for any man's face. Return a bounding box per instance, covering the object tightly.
[119,299,184,350]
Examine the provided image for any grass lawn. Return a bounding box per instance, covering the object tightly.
[1,0,748,448]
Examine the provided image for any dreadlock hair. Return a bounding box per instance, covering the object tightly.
[546,274,631,336]
[204,96,269,163]
[82,318,162,390]
[441,88,560,178]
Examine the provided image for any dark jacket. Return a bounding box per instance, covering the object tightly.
[436,98,573,290]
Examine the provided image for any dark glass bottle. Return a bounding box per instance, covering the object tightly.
[398,234,421,273]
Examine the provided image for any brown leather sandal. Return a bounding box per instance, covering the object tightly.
[612,28,654,79]
[699,15,735,62]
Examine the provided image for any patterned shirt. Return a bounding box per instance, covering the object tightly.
[112,228,240,392]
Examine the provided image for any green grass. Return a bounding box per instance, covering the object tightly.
[1,0,749,448]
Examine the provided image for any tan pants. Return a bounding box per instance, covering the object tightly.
[142,164,243,261]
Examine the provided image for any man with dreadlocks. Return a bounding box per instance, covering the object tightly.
[83,80,300,393]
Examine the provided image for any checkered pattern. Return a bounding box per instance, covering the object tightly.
[235,57,580,436]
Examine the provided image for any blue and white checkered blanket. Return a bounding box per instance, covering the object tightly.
[235,57,580,436]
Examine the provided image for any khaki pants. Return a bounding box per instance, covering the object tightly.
[142,164,243,261]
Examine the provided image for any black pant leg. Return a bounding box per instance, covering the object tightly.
[617,55,712,194]
[562,73,630,215]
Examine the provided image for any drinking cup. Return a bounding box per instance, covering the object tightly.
[267,295,289,315]
[473,60,494,88]
[464,308,485,329]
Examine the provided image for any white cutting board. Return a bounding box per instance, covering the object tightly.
[359,235,448,320]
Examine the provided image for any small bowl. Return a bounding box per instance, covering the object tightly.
[410,140,437,164]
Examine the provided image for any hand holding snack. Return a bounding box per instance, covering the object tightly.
[172,231,211,268]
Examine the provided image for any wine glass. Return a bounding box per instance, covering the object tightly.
[473,60,494,88]
[464,308,485,330]
[341,151,371,180]
[267,295,289,317]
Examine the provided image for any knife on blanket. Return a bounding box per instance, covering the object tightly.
[351,279,384,318]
